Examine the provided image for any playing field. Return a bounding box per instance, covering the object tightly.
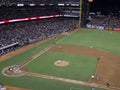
[0,29,120,90]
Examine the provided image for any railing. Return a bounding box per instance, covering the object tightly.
[0,42,18,51]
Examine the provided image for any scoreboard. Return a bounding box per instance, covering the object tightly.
[88,0,93,2]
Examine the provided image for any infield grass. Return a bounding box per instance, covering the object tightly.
[27,52,98,81]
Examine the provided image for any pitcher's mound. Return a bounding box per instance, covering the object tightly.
[54,61,69,67]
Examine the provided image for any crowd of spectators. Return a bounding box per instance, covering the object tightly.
[0,7,60,21]
[0,17,78,56]
[0,0,79,5]
[86,15,120,30]
[0,4,79,56]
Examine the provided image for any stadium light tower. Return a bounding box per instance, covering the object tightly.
[79,0,83,27]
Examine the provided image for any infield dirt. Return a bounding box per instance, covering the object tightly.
[49,44,120,88]
[1,43,120,90]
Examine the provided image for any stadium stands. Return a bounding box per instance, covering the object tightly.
[0,7,60,21]
[1,0,120,56]
[0,0,79,5]
[0,18,78,56]
[86,16,120,30]
[0,1,80,56]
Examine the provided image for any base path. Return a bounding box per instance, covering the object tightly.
[24,71,120,90]
[3,44,120,90]
[19,44,54,68]
[1,31,120,89]
[49,44,120,88]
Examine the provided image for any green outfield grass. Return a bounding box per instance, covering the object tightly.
[1,29,120,90]
[60,29,120,55]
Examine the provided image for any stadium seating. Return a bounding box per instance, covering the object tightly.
[0,18,78,56]
[0,0,79,5]
[0,7,60,21]
[87,16,120,30]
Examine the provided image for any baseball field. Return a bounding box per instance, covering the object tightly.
[0,29,120,90]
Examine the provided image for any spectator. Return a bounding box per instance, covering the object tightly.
[0,7,60,21]
[87,15,120,30]
[0,17,78,56]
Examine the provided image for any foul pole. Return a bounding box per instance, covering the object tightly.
[79,0,83,27]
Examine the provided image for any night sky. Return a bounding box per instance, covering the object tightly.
[90,0,120,14]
